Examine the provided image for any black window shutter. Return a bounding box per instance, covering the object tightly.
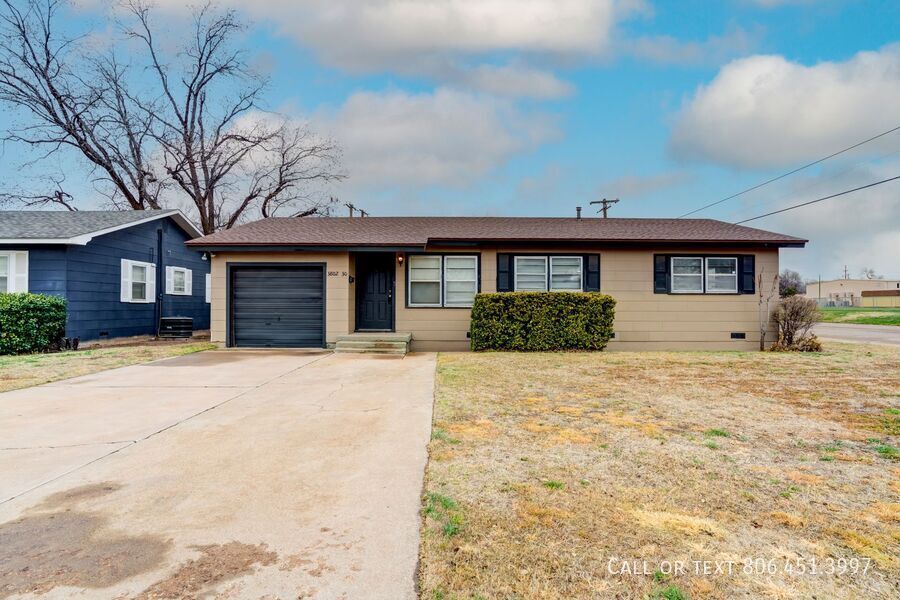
[584,254,600,291]
[739,255,756,294]
[497,253,514,292]
[653,254,669,293]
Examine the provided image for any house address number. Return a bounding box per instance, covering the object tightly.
[328,271,348,277]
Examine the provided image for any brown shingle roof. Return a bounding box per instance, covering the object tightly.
[186,217,807,247]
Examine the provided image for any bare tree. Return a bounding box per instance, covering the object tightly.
[779,268,806,297]
[859,267,883,280]
[0,0,344,233]
[0,174,78,210]
[0,0,163,209]
[122,1,343,233]
[758,270,779,351]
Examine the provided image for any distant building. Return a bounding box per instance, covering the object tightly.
[805,278,900,306]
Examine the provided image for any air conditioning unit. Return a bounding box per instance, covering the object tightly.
[159,317,193,339]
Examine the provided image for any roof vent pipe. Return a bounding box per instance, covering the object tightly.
[576,206,582,220]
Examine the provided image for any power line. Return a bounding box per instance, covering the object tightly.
[729,146,900,222]
[677,124,900,218]
[734,175,900,224]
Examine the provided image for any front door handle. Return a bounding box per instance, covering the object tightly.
[388,289,393,304]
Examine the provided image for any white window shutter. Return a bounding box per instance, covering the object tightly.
[146,264,157,302]
[12,251,28,292]
[184,269,193,295]
[165,266,174,294]
[120,259,132,302]
[205,273,211,303]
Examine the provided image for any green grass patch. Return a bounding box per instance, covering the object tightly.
[868,441,899,460]
[431,428,461,444]
[424,492,464,538]
[542,480,565,490]
[817,307,900,326]
[652,584,688,600]
[703,440,719,450]
[704,428,730,438]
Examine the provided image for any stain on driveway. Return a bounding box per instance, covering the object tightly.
[0,351,435,599]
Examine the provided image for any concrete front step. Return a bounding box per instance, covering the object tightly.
[334,347,407,355]
[335,333,412,343]
[336,340,408,350]
[334,332,411,355]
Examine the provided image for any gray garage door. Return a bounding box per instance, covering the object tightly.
[230,265,325,348]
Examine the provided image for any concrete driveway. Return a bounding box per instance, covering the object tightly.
[0,350,436,599]
[814,323,900,346]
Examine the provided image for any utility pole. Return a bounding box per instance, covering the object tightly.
[843,265,849,279]
[590,198,619,218]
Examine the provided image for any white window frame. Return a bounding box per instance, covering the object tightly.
[0,251,29,293]
[407,255,443,307]
[549,256,583,292]
[205,273,211,303]
[670,256,704,294]
[514,256,549,292]
[165,266,193,296]
[120,258,156,303]
[705,257,738,294]
[442,255,479,308]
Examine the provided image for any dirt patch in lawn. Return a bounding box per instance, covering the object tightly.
[420,343,900,599]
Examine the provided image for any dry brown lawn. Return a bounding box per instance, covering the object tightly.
[420,343,900,600]
[0,341,216,392]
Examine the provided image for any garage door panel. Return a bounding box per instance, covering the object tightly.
[231,265,325,348]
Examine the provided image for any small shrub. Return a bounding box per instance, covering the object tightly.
[0,293,67,355]
[771,296,821,351]
[470,292,615,351]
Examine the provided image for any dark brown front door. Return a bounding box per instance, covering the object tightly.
[356,253,394,330]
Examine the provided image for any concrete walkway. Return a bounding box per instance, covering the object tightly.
[814,323,900,346]
[0,350,436,599]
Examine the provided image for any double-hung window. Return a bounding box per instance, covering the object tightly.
[549,256,583,291]
[705,258,738,293]
[165,266,193,296]
[514,256,584,291]
[408,254,478,307]
[670,256,738,294]
[0,255,8,293]
[514,256,548,291]
[121,259,156,303]
[671,257,704,293]
[0,251,28,293]
[408,255,442,306]
[444,256,478,307]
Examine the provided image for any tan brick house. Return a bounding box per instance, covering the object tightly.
[186,217,806,351]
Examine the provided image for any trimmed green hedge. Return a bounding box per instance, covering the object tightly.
[0,293,67,355]
[470,292,616,351]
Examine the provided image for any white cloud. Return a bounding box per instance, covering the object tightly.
[446,64,574,99]
[322,88,559,190]
[152,0,624,67]
[625,27,761,67]
[669,45,900,169]
[143,0,660,97]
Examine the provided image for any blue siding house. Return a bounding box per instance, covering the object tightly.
[0,210,210,341]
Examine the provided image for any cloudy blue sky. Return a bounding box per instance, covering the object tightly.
[2,0,899,279]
